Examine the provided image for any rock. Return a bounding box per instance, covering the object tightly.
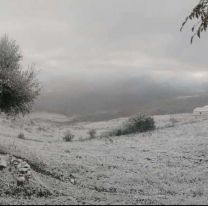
[0,157,7,170]
[21,162,30,169]
[26,170,32,177]
[16,175,26,186]
[69,177,76,185]
[17,162,30,170]
[25,170,32,179]
[19,167,29,174]
[11,159,22,166]
[7,156,33,185]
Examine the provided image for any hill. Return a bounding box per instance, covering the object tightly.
[0,112,208,204]
[34,77,208,121]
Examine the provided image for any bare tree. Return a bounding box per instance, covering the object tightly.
[0,35,41,116]
[181,0,208,43]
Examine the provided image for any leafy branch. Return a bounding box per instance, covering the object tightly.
[181,0,208,43]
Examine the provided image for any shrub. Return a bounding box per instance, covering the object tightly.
[169,116,178,126]
[88,129,97,139]
[109,114,155,136]
[63,131,75,142]
[17,132,25,140]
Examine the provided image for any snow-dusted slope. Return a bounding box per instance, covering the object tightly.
[0,112,208,205]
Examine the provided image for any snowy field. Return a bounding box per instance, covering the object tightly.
[0,112,208,205]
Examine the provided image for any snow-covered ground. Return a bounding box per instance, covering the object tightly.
[0,112,208,205]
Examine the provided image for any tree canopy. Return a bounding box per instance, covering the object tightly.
[181,0,208,43]
[0,35,41,116]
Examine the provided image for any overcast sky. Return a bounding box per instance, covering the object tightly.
[0,0,207,91]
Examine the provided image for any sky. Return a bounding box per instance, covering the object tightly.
[0,0,208,118]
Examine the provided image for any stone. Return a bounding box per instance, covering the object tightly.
[69,178,76,185]
[21,163,30,169]
[12,159,22,166]
[0,157,7,170]
[16,175,26,186]
[19,167,29,174]
[26,170,32,177]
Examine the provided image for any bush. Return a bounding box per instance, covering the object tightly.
[17,132,26,140]
[88,129,96,139]
[169,116,178,126]
[109,114,155,136]
[63,131,75,142]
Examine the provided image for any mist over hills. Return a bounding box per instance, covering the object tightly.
[34,75,208,121]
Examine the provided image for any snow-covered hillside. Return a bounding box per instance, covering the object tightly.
[0,112,208,205]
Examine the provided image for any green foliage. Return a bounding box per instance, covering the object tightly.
[0,35,40,116]
[181,0,208,43]
[169,116,178,126]
[17,132,26,140]
[109,114,155,137]
[63,131,75,142]
[88,129,97,139]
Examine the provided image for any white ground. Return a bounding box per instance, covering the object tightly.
[0,112,208,205]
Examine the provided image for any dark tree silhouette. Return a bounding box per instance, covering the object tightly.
[181,0,208,43]
[0,35,41,116]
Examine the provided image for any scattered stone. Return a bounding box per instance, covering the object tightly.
[69,175,76,185]
[0,155,53,197]
[11,158,22,166]
[9,157,32,186]
[16,175,26,186]
[70,178,75,185]
[19,167,29,174]
[0,159,7,170]
[0,155,8,170]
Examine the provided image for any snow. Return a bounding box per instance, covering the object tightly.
[0,112,208,204]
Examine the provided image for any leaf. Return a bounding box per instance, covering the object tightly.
[197,30,201,38]
[191,36,194,44]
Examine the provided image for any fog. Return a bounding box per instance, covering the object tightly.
[34,74,208,120]
[1,0,208,120]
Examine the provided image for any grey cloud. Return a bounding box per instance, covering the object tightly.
[0,0,207,119]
